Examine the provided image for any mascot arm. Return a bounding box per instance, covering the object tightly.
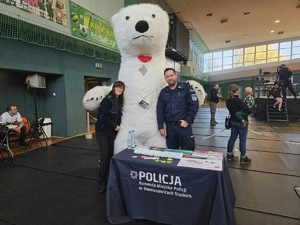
[187,80,206,105]
[82,85,111,112]
[156,93,165,130]
[185,84,199,124]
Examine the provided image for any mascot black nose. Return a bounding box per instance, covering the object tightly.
[135,20,149,33]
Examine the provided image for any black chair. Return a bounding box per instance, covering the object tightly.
[25,118,48,151]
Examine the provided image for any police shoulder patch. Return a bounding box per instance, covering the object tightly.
[191,94,198,101]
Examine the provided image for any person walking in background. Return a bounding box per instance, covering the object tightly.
[209,83,222,126]
[95,81,125,193]
[226,84,252,164]
[157,68,199,150]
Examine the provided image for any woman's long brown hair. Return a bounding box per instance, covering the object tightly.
[228,84,240,98]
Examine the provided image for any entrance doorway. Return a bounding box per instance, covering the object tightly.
[84,76,110,133]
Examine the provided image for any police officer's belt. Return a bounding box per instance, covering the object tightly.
[166,121,181,126]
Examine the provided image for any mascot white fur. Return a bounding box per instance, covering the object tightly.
[82,4,205,154]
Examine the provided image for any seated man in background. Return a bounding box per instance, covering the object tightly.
[0,105,28,146]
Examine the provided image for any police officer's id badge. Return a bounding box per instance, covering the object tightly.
[139,98,150,108]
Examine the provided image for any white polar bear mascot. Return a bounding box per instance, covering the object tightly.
[83,4,206,154]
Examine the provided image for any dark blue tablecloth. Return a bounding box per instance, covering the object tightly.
[106,149,236,225]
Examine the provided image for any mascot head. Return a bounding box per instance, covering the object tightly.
[111,4,169,56]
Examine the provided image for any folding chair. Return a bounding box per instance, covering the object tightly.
[0,125,14,167]
[25,118,48,151]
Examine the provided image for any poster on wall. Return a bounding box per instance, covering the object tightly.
[0,0,67,26]
[70,1,117,51]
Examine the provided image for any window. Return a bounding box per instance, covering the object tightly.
[292,40,300,59]
[267,43,279,62]
[233,48,243,68]
[213,52,222,71]
[279,48,291,61]
[223,50,233,69]
[255,45,267,65]
[279,42,291,61]
[244,47,255,66]
[202,39,300,73]
[204,53,212,73]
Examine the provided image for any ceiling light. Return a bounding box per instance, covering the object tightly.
[275,19,280,23]
[220,18,228,23]
[270,30,275,33]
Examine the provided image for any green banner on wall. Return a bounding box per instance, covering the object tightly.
[70,1,117,51]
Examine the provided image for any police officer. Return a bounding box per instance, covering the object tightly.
[276,64,297,99]
[157,68,199,150]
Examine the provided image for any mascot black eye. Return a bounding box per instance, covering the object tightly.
[152,14,155,18]
[125,16,130,20]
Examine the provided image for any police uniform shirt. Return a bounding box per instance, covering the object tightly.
[157,82,199,129]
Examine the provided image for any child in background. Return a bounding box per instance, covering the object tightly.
[244,87,256,116]
[235,87,254,127]
[268,81,283,112]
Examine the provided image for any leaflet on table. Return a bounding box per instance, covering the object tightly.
[177,158,223,171]
[191,150,223,159]
[134,148,183,159]
[133,146,187,159]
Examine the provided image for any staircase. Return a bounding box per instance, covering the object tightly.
[266,99,289,122]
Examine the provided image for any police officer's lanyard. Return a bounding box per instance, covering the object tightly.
[126,85,166,109]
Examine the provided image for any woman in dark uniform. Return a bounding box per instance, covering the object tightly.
[95,81,125,193]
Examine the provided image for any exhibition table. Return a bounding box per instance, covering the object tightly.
[106,149,236,225]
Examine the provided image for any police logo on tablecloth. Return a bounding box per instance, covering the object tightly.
[191,94,198,101]
[130,171,138,179]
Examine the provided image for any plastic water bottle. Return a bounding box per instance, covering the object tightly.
[127,130,132,149]
[131,130,136,148]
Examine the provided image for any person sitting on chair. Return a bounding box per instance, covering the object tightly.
[0,105,28,146]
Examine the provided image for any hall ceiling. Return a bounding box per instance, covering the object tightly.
[165,0,300,51]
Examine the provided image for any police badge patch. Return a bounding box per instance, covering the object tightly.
[191,94,198,101]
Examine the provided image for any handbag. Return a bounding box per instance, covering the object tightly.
[225,115,231,129]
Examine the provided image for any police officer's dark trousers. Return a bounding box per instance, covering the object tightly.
[282,80,297,98]
[95,131,116,190]
[166,123,195,150]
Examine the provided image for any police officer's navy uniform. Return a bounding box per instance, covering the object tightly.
[157,82,199,150]
[276,65,297,98]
